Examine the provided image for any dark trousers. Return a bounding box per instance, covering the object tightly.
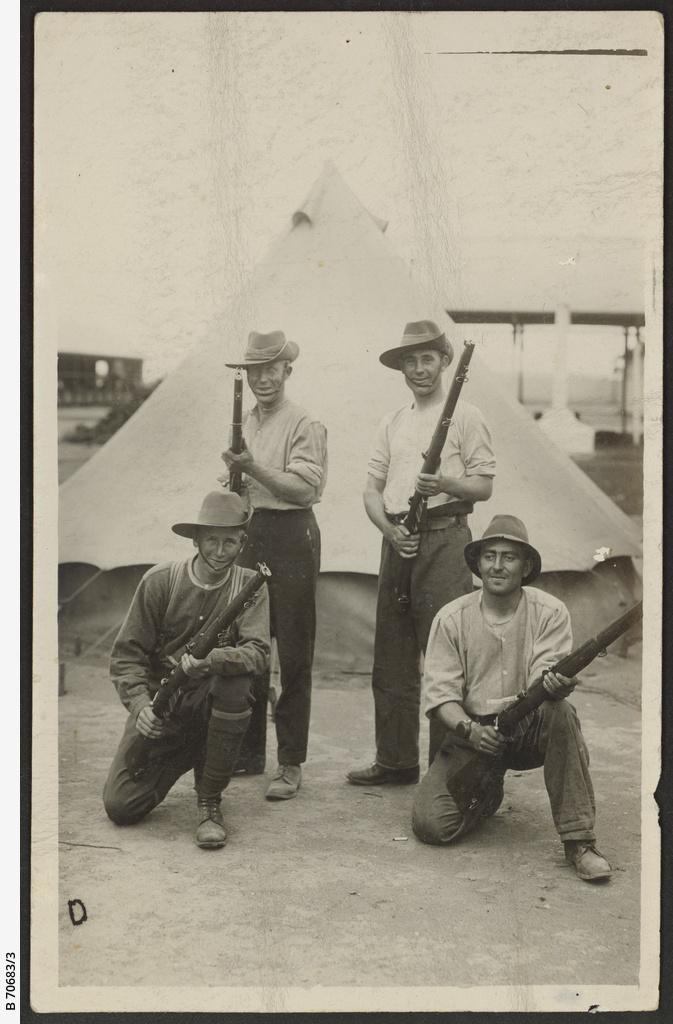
[103,674,252,825]
[412,700,596,845]
[372,519,473,771]
[238,508,320,766]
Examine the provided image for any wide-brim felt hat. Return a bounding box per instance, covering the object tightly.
[225,330,300,369]
[464,514,542,585]
[379,320,454,370]
[172,491,252,538]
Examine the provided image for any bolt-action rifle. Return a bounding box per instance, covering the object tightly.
[228,367,245,494]
[446,600,643,813]
[393,340,475,612]
[125,563,271,779]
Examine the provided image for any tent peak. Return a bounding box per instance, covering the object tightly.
[292,162,388,234]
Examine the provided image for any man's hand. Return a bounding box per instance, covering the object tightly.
[469,723,507,757]
[387,523,420,559]
[181,652,212,680]
[217,472,249,492]
[414,473,493,503]
[543,670,576,701]
[415,472,447,497]
[135,705,166,740]
[222,447,256,476]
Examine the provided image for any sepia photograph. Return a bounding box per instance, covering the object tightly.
[31,7,662,1014]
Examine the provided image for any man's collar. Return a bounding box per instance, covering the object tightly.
[409,388,447,412]
[253,397,289,418]
[188,556,232,591]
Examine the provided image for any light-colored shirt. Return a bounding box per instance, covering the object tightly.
[242,400,328,510]
[367,397,495,515]
[110,559,271,718]
[423,587,573,718]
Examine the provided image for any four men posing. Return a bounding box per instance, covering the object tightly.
[104,320,613,881]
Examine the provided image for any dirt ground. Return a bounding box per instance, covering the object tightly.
[58,648,643,992]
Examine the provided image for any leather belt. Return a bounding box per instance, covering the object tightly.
[470,713,498,726]
[426,501,473,519]
[251,508,315,517]
[386,502,473,526]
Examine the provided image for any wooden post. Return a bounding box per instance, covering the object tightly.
[517,324,525,406]
[551,303,570,410]
[621,325,630,436]
[632,327,643,446]
[537,304,595,453]
[510,322,518,402]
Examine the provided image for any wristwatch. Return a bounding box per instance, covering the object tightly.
[454,719,473,741]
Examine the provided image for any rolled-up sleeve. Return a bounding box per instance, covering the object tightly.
[286,419,327,490]
[461,406,496,478]
[367,416,391,482]
[207,585,271,678]
[423,610,467,717]
[527,603,573,684]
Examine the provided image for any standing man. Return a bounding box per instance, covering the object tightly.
[348,320,495,786]
[411,515,612,883]
[103,491,270,849]
[221,330,327,801]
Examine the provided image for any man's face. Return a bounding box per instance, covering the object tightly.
[246,359,292,407]
[194,526,246,576]
[400,349,449,398]
[479,539,532,598]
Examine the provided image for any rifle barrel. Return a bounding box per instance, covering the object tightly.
[497,600,642,735]
[229,369,244,493]
[401,341,475,536]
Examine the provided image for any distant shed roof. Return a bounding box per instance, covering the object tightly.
[58,314,143,360]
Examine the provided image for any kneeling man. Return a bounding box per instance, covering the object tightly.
[412,515,612,883]
[103,491,270,849]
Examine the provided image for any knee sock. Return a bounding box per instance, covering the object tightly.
[198,707,252,801]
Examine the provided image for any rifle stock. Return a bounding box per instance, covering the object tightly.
[125,563,271,779]
[446,600,642,813]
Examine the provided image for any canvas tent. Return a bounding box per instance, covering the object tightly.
[58,164,641,671]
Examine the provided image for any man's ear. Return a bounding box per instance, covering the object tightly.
[284,362,293,379]
[440,353,450,370]
[239,531,248,548]
[192,535,199,551]
[523,558,533,580]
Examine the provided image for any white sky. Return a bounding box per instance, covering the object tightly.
[34,11,662,381]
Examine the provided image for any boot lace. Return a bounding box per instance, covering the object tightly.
[197,797,221,822]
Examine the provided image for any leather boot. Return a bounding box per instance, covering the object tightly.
[265,764,302,800]
[195,707,251,847]
[564,840,612,882]
[346,763,419,786]
[196,798,227,849]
